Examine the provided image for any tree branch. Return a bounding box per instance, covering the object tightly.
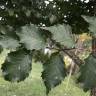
[46,46,84,66]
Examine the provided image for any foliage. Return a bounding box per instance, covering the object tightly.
[0,26,20,50]
[0,0,96,95]
[16,24,46,50]
[1,48,32,82]
[82,15,96,36]
[42,24,75,48]
[78,54,96,92]
[42,52,66,94]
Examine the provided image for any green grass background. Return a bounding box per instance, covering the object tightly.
[0,50,90,96]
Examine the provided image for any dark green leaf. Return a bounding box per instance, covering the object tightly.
[42,52,67,94]
[0,25,20,50]
[16,24,46,50]
[0,35,20,50]
[78,54,96,91]
[1,48,32,82]
[42,24,75,48]
[82,16,96,36]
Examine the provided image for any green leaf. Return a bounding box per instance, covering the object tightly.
[42,52,67,94]
[78,54,96,91]
[0,25,20,50]
[82,16,96,36]
[1,48,32,82]
[42,24,75,48]
[0,35,20,50]
[16,24,46,50]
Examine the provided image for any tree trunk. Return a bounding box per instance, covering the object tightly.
[91,37,96,96]
[90,88,96,96]
[90,0,96,95]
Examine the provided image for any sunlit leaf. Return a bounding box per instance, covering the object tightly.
[16,24,46,50]
[42,24,75,48]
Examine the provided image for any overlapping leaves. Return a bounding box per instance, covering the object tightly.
[0,19,95,95]
[42,24,75,48]
[0,0,95,95]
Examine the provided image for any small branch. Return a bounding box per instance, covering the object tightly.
[46,47,76,51]
[46,46,84,66]
[62,49,84,66]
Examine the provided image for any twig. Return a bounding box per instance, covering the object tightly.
[46,46,83,66]
[46,46,76,51]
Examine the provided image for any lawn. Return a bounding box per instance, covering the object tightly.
[0,50,89,96]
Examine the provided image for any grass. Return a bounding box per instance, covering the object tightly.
[0,49,90,96]
[0,61,90,96]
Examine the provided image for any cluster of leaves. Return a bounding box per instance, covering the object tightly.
[0,0,96,95]
[0,23,73,94]
[0,0,94,32]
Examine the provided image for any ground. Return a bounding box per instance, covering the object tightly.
[0,59,90,96]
